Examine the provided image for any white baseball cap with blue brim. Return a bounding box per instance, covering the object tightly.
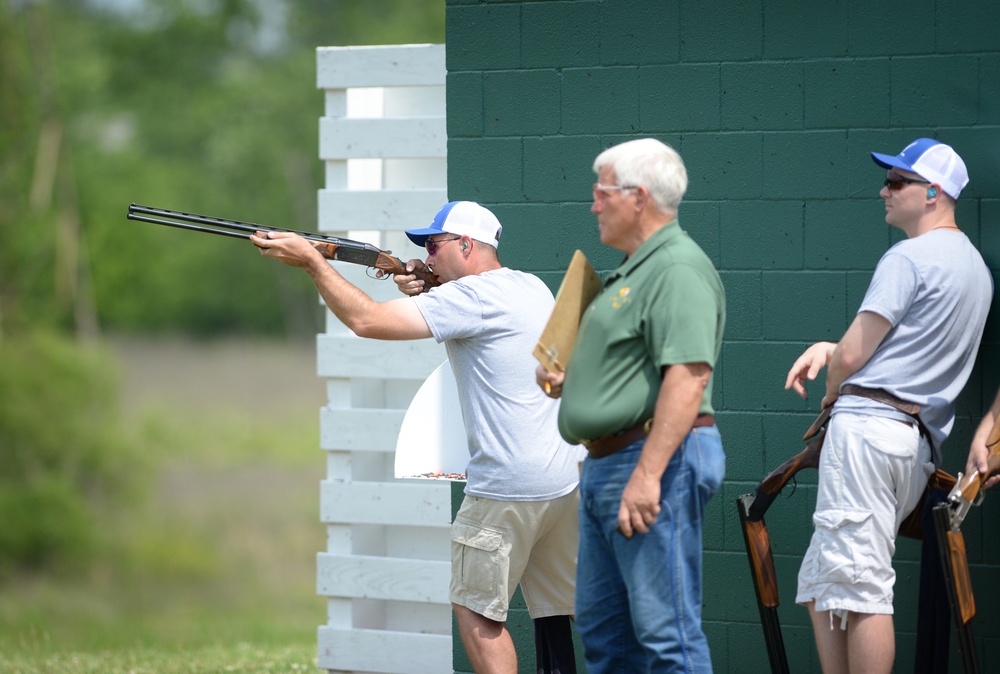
[871,137,969,200]
[405,201,503,249]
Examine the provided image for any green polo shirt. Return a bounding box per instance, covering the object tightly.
[557,222,725,445]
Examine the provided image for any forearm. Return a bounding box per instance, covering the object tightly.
[972,391,1000,457]
[634,363,710,480]
[306,260,381,335]
[823,312,893,405]
[824,344,856,403]
[973,388,1000,449]
[973,413,997,450]
[967,388,1000,482]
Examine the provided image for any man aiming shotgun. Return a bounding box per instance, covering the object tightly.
[252,201,585,674]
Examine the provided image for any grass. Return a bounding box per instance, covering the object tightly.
[0,643,316,674]
[0,338,327,673]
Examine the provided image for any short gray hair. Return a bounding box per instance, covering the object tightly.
[593,138,688,214]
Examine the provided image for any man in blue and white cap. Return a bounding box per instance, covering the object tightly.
[252,201,584,674]
[785,139,992,673]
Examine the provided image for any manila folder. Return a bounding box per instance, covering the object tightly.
[533,250,602,373]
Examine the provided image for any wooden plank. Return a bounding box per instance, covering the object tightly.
[316,44,445,89]
[319,480,451,527]
[316,553,450,603]
[317,188,447,232]
[320,407,404,451]
[317,334,445,379]
[317,626,451,674]
[319,117,446,160]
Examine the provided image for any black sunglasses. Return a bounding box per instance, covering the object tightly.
[883,173,931,191]
[425,235,462,255]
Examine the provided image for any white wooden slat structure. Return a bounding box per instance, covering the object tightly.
[314,44,452,674]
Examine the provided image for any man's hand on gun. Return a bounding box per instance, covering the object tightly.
[250,231,321,269]
[964,386,1000,491]
[251,231,435,296]
[377,259,432,296]
[965,439,1000,491]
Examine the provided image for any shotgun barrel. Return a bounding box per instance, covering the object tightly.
[126,204,441,288]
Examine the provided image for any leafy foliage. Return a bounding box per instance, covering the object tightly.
[0,333,142,575]
[0,0,443,575]
[0,0,445,339]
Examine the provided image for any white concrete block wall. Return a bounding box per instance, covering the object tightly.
[314,44,452,674]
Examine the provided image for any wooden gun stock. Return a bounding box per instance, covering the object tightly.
[947,529,976,625]
[736,409,830,674]
[746,407,831,522]
[308,241,439,288]
[738,495,780,609]
[932,502,980,673]
[737,494,789,673]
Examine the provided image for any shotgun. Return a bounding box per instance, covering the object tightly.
[943,415,1000,530]
[930,413,1000,673]
[933,502,980,673]
[737,494,789,674]
[126,204,441,288]
[737,406,830,674]
[745,406,831,523]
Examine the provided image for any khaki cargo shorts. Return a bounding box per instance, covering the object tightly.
[450,489,578,622]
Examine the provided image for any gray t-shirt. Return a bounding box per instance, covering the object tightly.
[413,267,585,500]
[837,229,993,463]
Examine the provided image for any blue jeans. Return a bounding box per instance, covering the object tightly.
[576,426,725,673]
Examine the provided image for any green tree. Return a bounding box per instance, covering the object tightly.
[1,0,445,340]
[0,0,444,572]
[0,334,140,575]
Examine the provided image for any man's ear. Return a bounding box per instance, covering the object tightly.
[632,185,649,212]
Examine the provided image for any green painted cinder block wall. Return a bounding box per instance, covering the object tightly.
[444,1,1000,671]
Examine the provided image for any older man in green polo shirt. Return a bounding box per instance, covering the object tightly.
[537,138,726,673]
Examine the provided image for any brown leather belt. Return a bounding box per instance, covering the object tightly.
[584,414,716,460]
[840,384,931,441]
[840,384,920,415]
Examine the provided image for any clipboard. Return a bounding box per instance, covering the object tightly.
[533,250,602,373]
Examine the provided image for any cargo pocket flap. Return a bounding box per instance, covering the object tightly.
[813,508,871,531]
[452,519,502,552]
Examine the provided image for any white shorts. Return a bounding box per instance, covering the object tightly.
[796,412,933,622]
[450,489,579,622]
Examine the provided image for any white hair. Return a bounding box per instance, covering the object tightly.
[593,138,688,214]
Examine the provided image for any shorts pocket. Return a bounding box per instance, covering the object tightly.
[866,417,919,457]
[812,508,875,585]
[452,517,503,593]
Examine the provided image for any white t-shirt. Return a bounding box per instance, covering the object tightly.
[413,268,585,500]
[837,229,993,463]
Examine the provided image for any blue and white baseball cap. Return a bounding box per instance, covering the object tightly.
[405,201,503,248]
[871,138,969,199]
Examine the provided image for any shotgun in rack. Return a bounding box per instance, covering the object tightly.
[126,204,441,288]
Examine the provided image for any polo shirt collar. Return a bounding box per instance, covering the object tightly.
[606,221,682,282]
